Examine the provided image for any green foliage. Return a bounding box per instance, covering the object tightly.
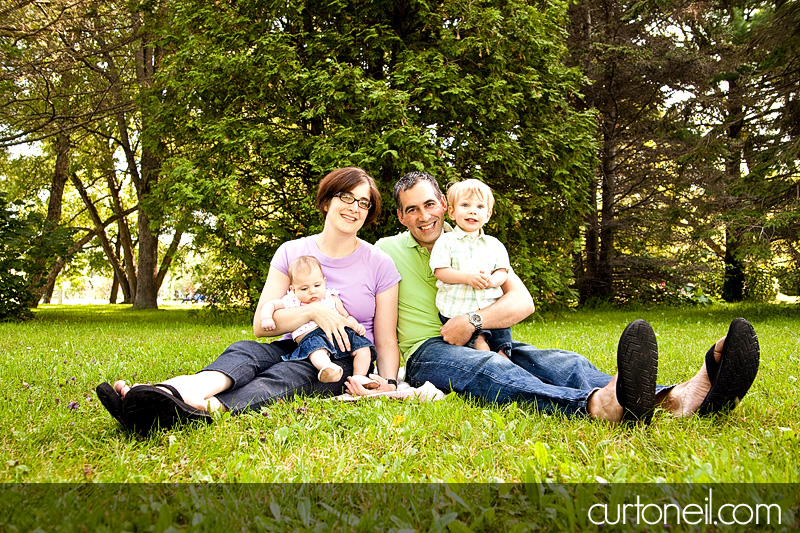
[0,194,37,320]
[149,0,597,307]
[0,193,75,320]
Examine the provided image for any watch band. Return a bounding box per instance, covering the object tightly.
[387,379,398,389]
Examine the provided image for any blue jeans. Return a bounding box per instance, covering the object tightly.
[203,339,371,414]
[405,337,671,416]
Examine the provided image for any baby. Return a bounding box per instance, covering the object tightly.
[261,255,378,388]
[429,179,513,357]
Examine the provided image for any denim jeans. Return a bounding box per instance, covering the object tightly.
[203,339,369,414]
[406,338,625,416]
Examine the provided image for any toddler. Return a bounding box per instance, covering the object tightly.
[429,179,513,357]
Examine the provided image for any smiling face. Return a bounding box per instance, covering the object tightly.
[289,264,327,304]
[396,180,447,251]
[448,192,491,236]
[324,181,372,236]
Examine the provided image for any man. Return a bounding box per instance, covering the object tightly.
[357,171,760,422]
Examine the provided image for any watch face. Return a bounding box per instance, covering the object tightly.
[469,313,482,328]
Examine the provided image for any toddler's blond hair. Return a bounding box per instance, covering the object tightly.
[446,179,495,211]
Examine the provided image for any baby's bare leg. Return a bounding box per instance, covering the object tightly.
[351,347,379,389]
[309,349,342,383]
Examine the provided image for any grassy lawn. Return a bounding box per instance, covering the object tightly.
[1,303,798,484]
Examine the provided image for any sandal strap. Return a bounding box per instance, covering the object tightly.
[704,344,720,383]
[154,383,183,402]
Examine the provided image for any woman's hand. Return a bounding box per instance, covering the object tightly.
[345,374,398,396]
[307,301,353,352]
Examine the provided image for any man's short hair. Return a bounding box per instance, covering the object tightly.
[446,179,495,211]
[287,255,323,284]
[392,171,444,210]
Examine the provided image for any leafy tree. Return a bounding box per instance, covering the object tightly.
[0,193,72,320]
[664,0,800,301]
[566,0,712,304]
[0,0,182,309]
[152,0,597,308]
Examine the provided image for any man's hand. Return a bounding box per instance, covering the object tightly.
[345,374,398,396]
[441,313,474,346]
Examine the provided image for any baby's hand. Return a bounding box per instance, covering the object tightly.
[347,317,367,337]
[466,272,491,290]
[261,318,276,331]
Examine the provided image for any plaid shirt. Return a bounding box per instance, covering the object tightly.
[429,226,511,318]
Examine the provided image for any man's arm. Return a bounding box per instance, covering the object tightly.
[440,271,535,346]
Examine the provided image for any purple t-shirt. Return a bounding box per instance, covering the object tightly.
[271,236,401,343]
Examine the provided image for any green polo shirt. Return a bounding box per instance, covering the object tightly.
[375,231,443,360]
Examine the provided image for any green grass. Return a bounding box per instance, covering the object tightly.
[1,303,798,484]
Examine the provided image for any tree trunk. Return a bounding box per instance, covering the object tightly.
[722,230,746,301]
[721,77,746,302]
[29,131,71,307]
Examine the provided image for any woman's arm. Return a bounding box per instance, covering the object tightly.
[345,284,400,395]
[253,267,352,350]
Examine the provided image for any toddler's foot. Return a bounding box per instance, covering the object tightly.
[350,374,379,390]
[474,334,491,352]
[318,364,344,383]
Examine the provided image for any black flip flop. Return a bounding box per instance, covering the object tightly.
[697,318,760,416]
[96,382,130,430]
[123,383,213,436]
[616,319,659,423]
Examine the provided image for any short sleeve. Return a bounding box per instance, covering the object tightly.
[281,291,300,308]
[429,234,454,272]
[370,247,402,295]
[491,237,511,271]
[270,241,293,276]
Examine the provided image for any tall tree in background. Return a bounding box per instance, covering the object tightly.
[567,0,702,304]
[151,0,597,307]
[0,0,181,308]
[667,0,799,301]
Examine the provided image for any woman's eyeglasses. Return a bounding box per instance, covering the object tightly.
[333,192,372,210]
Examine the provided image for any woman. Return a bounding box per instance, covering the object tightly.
[97,167,401,434]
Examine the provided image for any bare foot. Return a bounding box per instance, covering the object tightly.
[318,364,344,383]
[113,375,227,412]
[350,374,379,390]
[657,337,724,417]
[587,375,623,423]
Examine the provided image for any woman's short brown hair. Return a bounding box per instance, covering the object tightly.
[316,167,381,226]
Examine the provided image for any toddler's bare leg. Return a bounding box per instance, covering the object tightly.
[474,334,491,352]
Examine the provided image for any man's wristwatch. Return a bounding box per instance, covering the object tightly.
[467,311,483,331]
[387,379,398,390]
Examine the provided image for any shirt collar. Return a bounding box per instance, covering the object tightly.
[452,224,484,239]
[402,222,456,251]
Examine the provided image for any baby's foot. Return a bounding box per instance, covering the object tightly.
[350,374,379,390]
[318,364,344,383]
